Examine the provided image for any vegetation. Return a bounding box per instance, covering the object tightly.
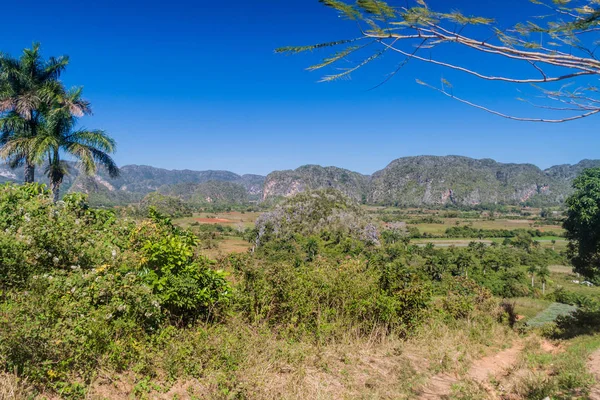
[1,40,600,399]
[253,189,379,247]
[158,180,249,206]
[126,192,195,219]
[0,182,598,398]
[0,43,73,183]
[564,167,600,282]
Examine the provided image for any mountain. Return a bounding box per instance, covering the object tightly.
[368,156,559,206]
[158,181,249,205]
[544,159,600,181]
[262,156,600,206]
[1,156,599,207]
[262,165,370,202]
[0,162,265,206]
[73,165,243,194]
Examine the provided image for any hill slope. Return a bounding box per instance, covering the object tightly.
[368,156,558,206]
[262,165,370,202]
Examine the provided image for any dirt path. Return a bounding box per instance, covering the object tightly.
[418,343,523,399]
[589,349,600,400]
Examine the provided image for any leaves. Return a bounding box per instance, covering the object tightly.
[318,0,362,19]
[356,0,396,18]
[275,39,359,54]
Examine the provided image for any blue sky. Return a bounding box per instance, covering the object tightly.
[1,0,597,175]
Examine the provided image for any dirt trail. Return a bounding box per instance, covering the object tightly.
[418,343,523,399]
[589,349,600,400]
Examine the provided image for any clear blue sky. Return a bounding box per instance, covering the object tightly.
[1,0,597,175]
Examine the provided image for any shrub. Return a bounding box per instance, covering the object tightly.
[0,184,231,392]
[137,210,230,321]
[0,184,127,289]
[0,267,161,388]
[441,277,493,319]
[229,254,431,339]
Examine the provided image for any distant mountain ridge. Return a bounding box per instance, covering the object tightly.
[1,156,599,207]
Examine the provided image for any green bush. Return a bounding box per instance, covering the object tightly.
[0,267,161,388]
[440,277,494,319]
[228,253,431,339]
[0,184,231,392]
[139,209,230,321]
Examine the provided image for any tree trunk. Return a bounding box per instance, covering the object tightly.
[24,162,35,183]
[51,181,60,203]
[531,276,534,287]
[542,282,545,295]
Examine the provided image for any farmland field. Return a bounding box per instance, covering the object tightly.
[174,211,261,229]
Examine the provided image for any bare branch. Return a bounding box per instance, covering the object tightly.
[378,39,595,83]
[417,79,600,123]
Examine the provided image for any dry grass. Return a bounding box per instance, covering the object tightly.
[83,311,518,400]
[549,264,573,274]
[202,237,250,258]
[0,373,32,400]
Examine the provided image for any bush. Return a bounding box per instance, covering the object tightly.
[0,184,126,289]
[228,254,431,339]
[440,277,494,319]
[138,209,230,321]
[0,184,231,392]
[0,267,161,388]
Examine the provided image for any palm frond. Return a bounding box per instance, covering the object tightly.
[65,129,116,153]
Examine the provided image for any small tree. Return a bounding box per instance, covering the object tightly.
[564,168,600,282]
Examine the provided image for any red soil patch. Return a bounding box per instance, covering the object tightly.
[196,218,232,224]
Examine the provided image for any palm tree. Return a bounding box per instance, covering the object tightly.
[527,264,538,288]
[0,43,89,182]
[31,89,119,201]
[538,265,550,295]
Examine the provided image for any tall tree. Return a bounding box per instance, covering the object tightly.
[0,43,88,182]
[279,1,600,122]
[30,88,119,202]
[564,167,600,282]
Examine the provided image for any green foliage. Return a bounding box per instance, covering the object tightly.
[564,167,600,282]
[0,43,71,183]
[139,210,230,321]
[445,225,559,239]
[440,277,494,319]
[228,253,431,339]
[0,184,231,392]
[0,266,162,384]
